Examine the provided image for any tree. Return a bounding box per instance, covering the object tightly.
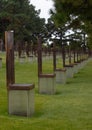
[50,0,92,51]
[52,0,92,24]
[0,0,46,42]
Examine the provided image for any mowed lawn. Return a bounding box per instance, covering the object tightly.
[0,52,92,130]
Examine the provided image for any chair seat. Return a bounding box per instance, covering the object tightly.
[9,83,35,90]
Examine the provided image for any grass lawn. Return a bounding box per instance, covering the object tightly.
[0,52,92,130]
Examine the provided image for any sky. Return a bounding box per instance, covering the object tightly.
[30,0,54,22]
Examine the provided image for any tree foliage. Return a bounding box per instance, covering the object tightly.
[51,0,92,49]
[51,0,92,34]
[52,0,92,24]
[0,0,45,42]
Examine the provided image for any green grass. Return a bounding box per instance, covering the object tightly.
[0,52,92,130]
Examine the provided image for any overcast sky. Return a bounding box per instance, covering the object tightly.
[30,0,54,22]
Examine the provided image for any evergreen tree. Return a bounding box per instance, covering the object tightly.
[0,0,45,42]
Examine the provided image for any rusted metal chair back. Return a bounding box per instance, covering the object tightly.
[5,31,15,90]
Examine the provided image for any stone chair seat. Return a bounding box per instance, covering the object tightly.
[9,83,35,90]
[55,68,66,72]
[38,73,56,94]
[39,73,56,78]
[28,55,34,58]
[64,64,74,67]
[8,83,35,116]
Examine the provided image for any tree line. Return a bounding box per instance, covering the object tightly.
[0,0,46,44]
[0,0,92,53]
